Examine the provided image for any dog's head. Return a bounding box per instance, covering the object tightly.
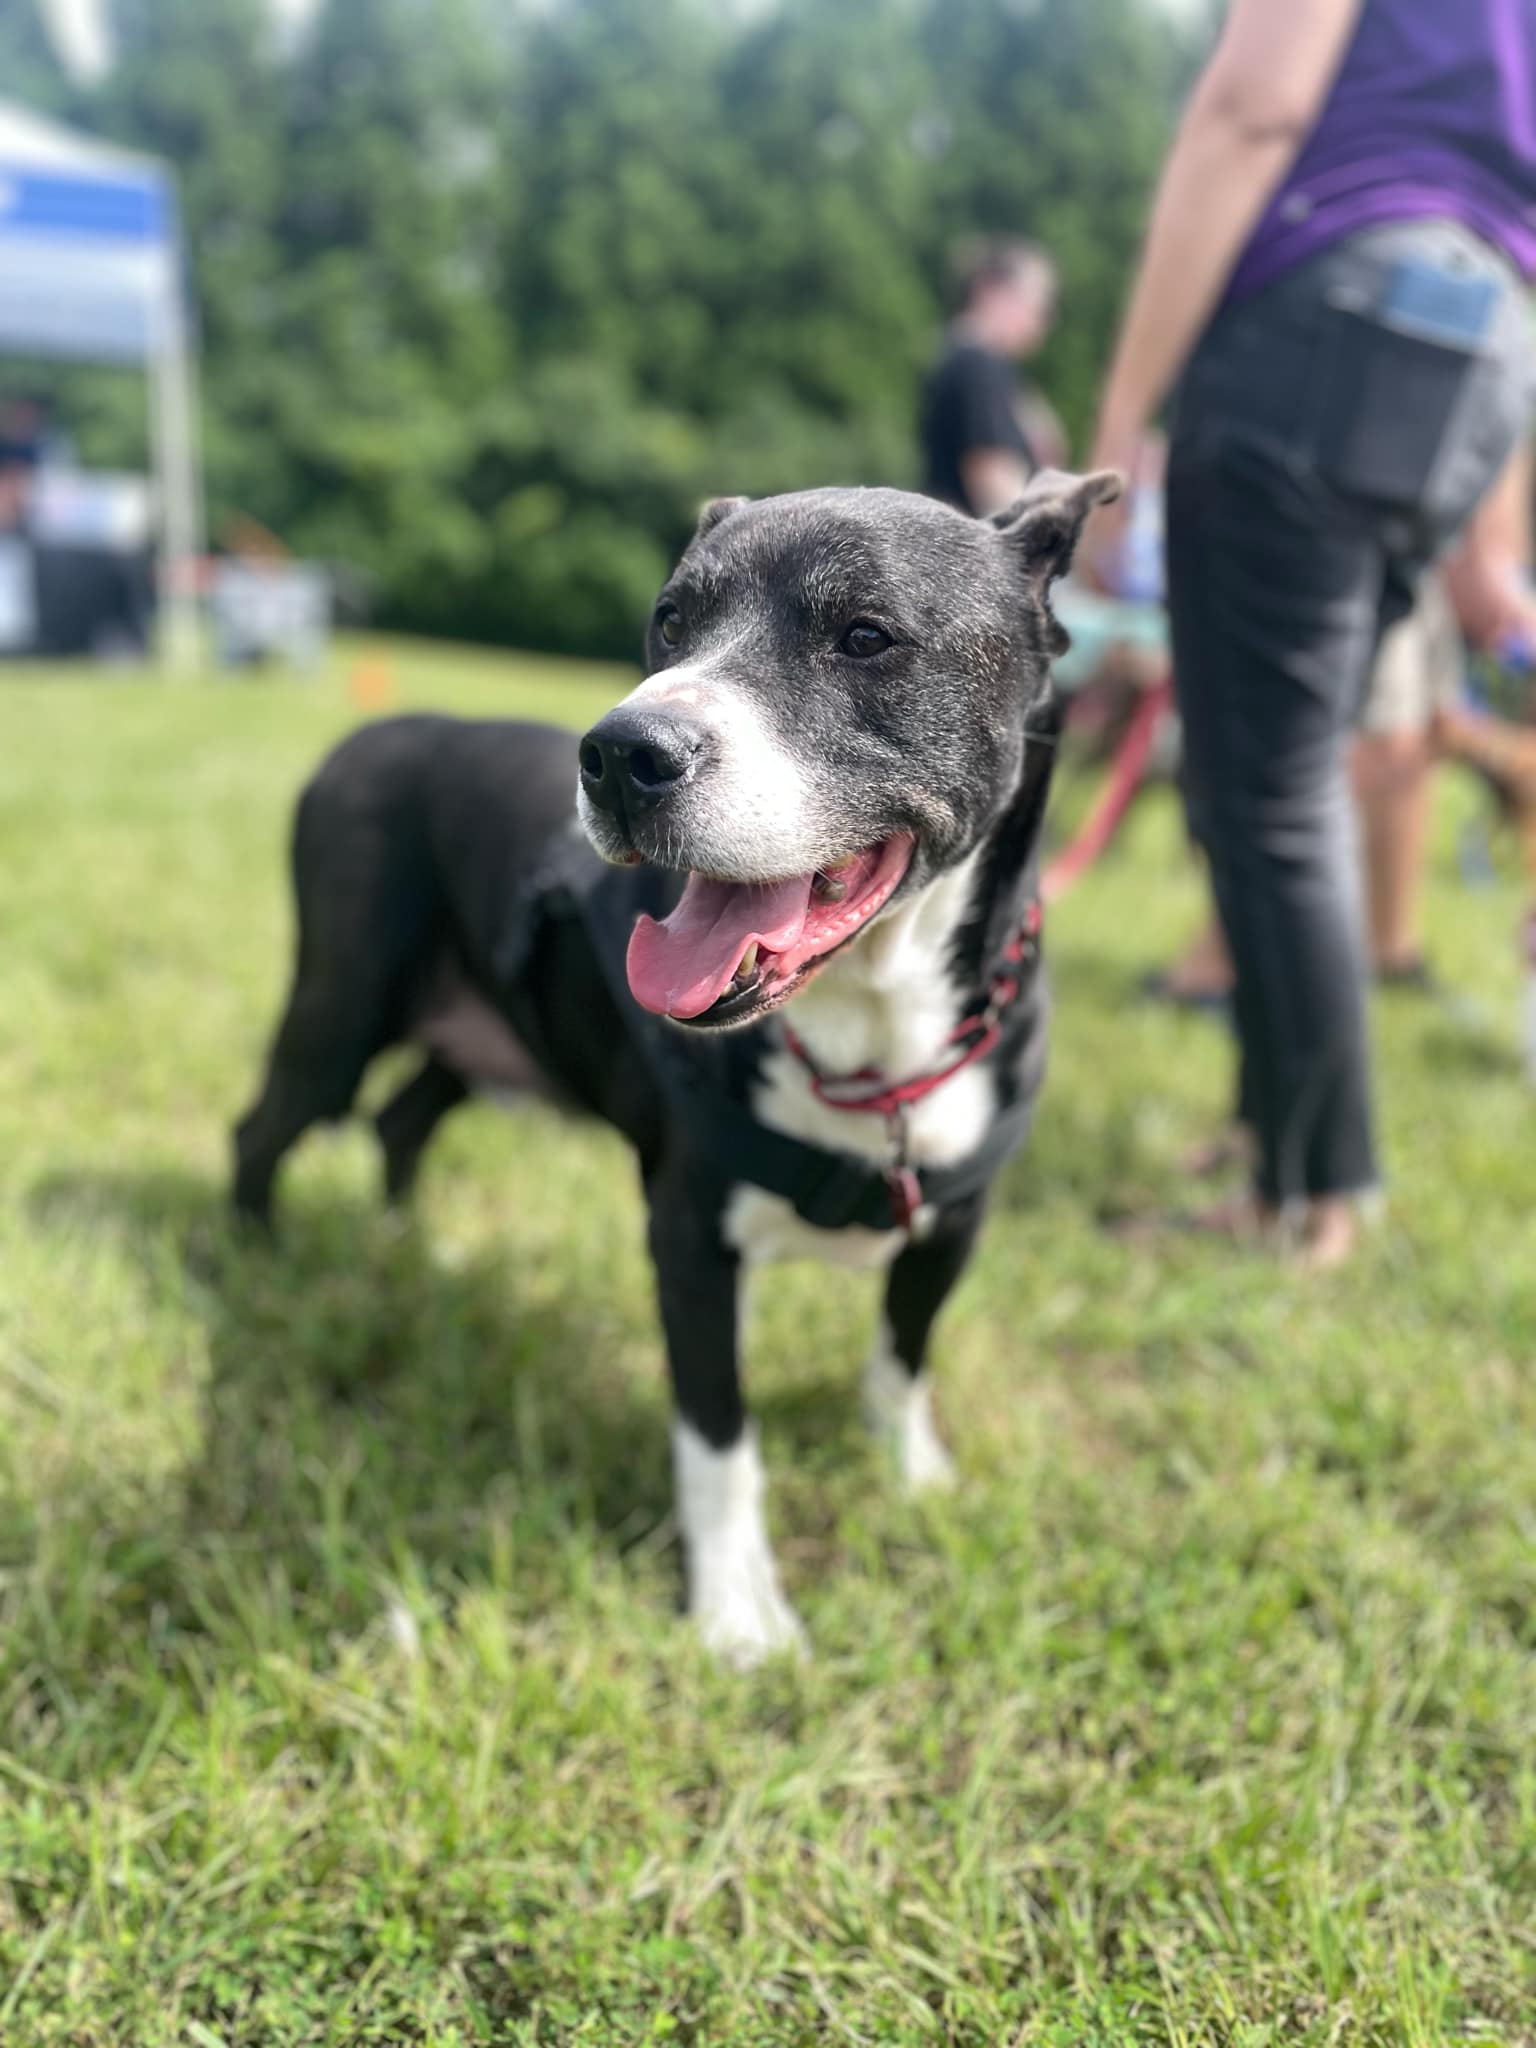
[577,472,1119,1028]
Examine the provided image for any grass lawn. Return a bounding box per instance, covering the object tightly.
[2,637,1534,2046]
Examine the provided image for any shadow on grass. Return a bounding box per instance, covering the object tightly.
[24,1165,686,1670]
[25,1166,850,1631]
[1412,1016,1527,1080]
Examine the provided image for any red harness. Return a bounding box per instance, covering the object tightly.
[780,901,1042,1228]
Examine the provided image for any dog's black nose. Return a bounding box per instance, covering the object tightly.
[579,709,705,819]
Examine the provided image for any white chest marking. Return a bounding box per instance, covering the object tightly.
[723,856,991,1271]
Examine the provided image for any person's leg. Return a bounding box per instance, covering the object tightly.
[1167,426,1385,1234]
[1351,728,1435,973]
[1350,572,1462,977]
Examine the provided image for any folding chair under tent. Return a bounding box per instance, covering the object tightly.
[0,99,202,671]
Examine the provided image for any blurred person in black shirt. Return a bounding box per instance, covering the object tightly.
[920,237,1066,516]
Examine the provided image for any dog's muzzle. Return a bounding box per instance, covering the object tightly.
[579,708,706,830]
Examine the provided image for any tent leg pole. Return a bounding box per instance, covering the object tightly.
[148,285,203,677]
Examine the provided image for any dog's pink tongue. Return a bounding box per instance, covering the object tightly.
[627,873,813,1018]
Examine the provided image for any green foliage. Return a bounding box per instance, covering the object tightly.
[56,0,1195,652]
[0,5,69,111]
[3,654,1536,2041]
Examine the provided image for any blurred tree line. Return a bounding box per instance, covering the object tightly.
[18,0,1201,657]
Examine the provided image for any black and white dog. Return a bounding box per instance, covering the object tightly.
[234,470,1118,1662]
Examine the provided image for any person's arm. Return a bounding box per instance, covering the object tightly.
[1017,390,1070,473]
[1090,0,1364,484]
[960,447,1032,518]
[1444,442,1536,652]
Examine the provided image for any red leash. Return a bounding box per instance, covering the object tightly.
[1041,668,1174,902]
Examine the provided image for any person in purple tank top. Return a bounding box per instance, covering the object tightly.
[1090,0,1536,1268]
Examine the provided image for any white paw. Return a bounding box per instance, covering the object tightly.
[863,1348,957,1496]
[673,1421,808,1667]
[900,1416,957,1496]
[692,1550,808,1668]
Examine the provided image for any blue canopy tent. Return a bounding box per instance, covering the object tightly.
[0,100,202,669]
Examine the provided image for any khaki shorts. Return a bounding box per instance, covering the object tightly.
[1356,571,1463,735]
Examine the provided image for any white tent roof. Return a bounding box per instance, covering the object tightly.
[0,98,178,364]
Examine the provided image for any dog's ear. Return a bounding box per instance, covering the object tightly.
[989,468,1123,589]
[693,495,750,543]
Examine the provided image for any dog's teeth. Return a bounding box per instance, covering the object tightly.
[733,942,759,985]
[813,853,854,901]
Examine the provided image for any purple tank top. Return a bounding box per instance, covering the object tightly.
[1229,0,1536,300]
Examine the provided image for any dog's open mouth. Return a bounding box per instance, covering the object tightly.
[626,833,914,1024]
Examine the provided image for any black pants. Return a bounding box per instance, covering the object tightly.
[1168,221,1534,1206]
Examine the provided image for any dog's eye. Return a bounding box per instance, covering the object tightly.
[655,605,684,648]
[839,621,892,659]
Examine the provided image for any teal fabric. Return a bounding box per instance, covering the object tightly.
[1052,584,1168,690]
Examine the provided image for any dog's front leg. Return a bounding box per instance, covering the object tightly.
[648,1184,806,1666]
[864,1196,986,1495]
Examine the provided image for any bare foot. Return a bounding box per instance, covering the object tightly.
[1183,1192,1272,1244]
[1109,1190,1363,1268]
[1295,1197,1359,1271]
[1106,1190,1270,1248]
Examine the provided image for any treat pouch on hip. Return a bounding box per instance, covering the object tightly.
[1316,255,1504,511]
